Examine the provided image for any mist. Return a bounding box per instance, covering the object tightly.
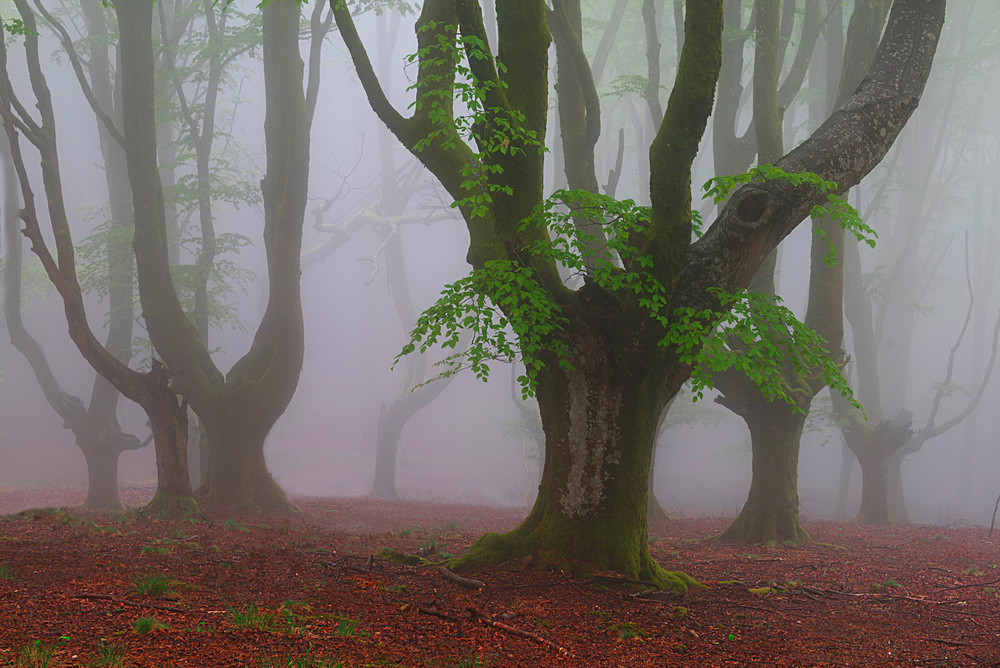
[0,0,995,530]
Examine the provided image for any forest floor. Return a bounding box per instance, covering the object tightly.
[1,489,999,667]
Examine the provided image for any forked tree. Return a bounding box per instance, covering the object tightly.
[0,0,193,514]
[112,0,320,510]
[334,0,943,590]
[712,0,891,544]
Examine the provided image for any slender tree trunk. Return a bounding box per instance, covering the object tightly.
[721,398,811,543]
[832,444,855,519]
[372,405,406,499]
[137,362,194,515]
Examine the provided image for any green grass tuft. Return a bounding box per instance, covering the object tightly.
[132,616,169,635]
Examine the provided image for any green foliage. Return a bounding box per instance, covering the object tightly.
[334,617,365,638]
[256,649,345,668]
[228,603,276,631]
[1,17,34,36]
[395,258,572,398]
[703,164,877,266]
[602,74,649,100]
[224,518,250,533]
[132,616,169,635]
[13,638,67,668]
[666,287,858,412]
[609,621,646,640]
[406,24,544,218]
[400,175,861,411]
[0,562,16,580]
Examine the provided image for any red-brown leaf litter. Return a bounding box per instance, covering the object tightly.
[1,488,999,666]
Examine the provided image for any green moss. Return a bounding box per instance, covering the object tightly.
[449,525,702,595]
[143,492,199,520]
[376,548,425,566]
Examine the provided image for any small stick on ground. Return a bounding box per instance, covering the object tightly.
[468,608,574,658]
[438,567,484,590]
[71,593,188,613]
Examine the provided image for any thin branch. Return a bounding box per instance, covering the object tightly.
[32,0,125,147]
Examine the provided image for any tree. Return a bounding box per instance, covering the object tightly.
[335,0,944,590]
[112,0,321,510]
[0,0,193,515]
[0,0,152,511]
[711,0,889,544]
[830,1,1000,524]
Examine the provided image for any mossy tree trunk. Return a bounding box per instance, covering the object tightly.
[115,0,317,510]
[455,322,697,590]
[336,0,943,588]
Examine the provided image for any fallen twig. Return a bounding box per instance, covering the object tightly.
[417,605,465,623]
[70,593,188,614]
[438,567,484,590]
[468,608,574,658]
[924,636,979,648]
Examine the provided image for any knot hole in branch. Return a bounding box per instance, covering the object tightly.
[735,191,769,226]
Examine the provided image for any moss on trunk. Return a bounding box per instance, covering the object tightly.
[451,327,698,593]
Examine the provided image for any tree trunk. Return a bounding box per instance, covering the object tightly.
[721,398,811,543]
[855,446,891,525]
[453,328,697,592]
[832,443,855,519]
[115,0,310,510]
[372,404,405,499]
[142,362,195,517]
[79,441,123,511]
[197,391,288,510]
[886,448,910,524]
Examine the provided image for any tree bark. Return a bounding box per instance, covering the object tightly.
[719,396,810,543]
[453,323,697,591]
[0,0,193,515]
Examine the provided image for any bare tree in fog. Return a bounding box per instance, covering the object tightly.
[0,0,193,514]
[0,0,146,511]
[831,1,1000,524]
[112,0,326,510]
[336,0,942,589]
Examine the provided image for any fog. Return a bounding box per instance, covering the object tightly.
[0,0,997,527]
